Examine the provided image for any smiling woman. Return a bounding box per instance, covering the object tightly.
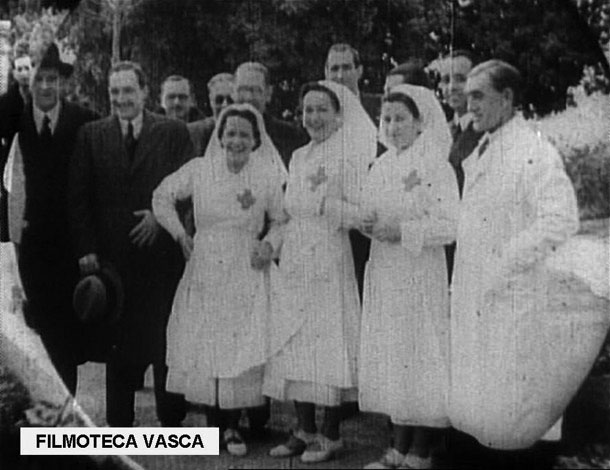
[152,103,287,457]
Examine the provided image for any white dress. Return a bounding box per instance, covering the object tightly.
[358,147,458,427]
[152,152,285,408]
[263,136,363,407]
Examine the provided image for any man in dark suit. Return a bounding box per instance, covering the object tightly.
[384,60,432,93]
[11,44,99,395]
[324,42,380,124]
[1,44,31,242]
[158,74,202,123]
[234,61,308,169]
[437,50,483,282]
[69,61,194,426]
[187,72,234,156]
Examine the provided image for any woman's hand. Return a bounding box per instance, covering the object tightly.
[371,218,402,243]
[177,232,194,261]
[251,240,274,270]
[359,210,378,237]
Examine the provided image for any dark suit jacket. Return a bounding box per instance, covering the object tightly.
[0,84,26,161]
[156,106,204,124]
[17,99,100,361]
[187,116,215,156]
[264,114,309,169]
[69,111,194,364]
[448,121,483,196]
[445,119,483,283]
[0,84,26,241]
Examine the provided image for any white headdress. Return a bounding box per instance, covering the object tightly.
[205,102,288,183]
[317,80,377,168]
[378,84,452,166]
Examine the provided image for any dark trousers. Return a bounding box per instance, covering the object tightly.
[106,360,185,426]
[39,330,78,396]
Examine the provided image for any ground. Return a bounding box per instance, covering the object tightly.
[1,219,609,469]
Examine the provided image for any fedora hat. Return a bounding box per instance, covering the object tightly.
[38,43,74,77]
[73,263,123,325]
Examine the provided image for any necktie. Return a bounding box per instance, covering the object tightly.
[477,136,490,159]
[125,121,137,162]
[451,122,462,141]
[40,114,52,141]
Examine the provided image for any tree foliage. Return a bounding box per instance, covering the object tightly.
[2,0,608,117]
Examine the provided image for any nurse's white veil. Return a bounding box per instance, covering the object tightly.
[378,84,452,165]
[205,102,288,183]
[317,80,377,169]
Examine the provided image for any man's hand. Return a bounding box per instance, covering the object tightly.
[177,232,194,261]
[250,240,274,271]
[129,209,161,248]
[79,253,100,275]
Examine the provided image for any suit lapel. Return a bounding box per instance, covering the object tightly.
[20,102,38,141]
[53,101,69,141]
[107,116,130,174]
[130,111,155,174]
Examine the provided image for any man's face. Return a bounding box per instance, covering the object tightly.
[31,67,60,112]
[325,49,362,95]
[234,68,270,114]
[13,56,32,88]
[109,69,147,121]
[439,55,473,114]
[160,79,192,121]
[465,71,511,132]
[209,80,234,119]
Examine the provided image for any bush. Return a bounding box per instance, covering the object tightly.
[534,86,610,220]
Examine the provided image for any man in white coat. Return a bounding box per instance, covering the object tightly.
[449,59,580,461]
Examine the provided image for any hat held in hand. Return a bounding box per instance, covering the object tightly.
[73,263,123,325]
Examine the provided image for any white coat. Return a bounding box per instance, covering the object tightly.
[448,115,600,449]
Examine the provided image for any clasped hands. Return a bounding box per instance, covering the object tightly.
[359,210,402,243]
[250,240,274,270]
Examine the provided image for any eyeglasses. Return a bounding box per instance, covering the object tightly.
[213,94,234,106]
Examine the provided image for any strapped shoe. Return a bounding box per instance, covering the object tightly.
[300,434,344,464]
[364,448,408,469]
[269,429,316,458]
[224,428,247,457]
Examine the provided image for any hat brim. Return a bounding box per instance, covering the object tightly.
[73,262,123,325]
[37,61,74,78]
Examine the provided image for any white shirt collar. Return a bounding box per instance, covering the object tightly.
[119,112,144,139]
[33,102,61,134]
[452,111,472,131]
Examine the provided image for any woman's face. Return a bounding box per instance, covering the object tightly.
[381,100,421,151]
[221,115,256,168]
[302,90,341,143]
